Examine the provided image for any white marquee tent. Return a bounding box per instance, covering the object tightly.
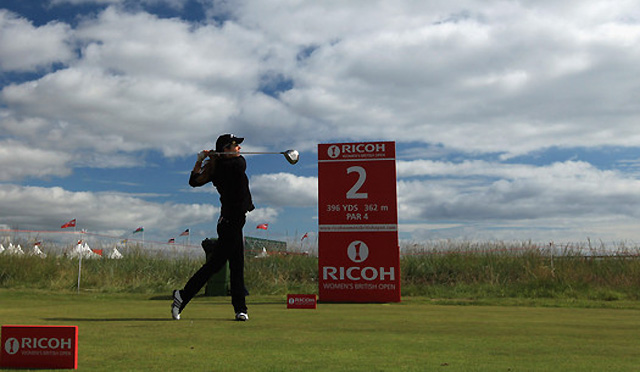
[29,244,47,258]
[67,242,101,259]
[108,247,123,259]
[5,243,25,255]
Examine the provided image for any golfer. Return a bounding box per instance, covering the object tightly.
[172,133,254,321]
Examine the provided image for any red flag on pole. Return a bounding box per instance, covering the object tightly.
[179,229,190,236]
[301,232,309,241]
[168,238,175,243]
[61,219,76,229]
[257,223,268,230]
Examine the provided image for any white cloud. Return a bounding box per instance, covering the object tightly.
[5,2,640,159]
[396,156,640,242]
[0,6,306,157]
[400,215,640,245]
[51,0,185,7]
[0,10,75,72]
[76,8,268,86]
[246,206,279,225]
[250,172,317,207]
[51,0,120,4]
[3,1,640,244]
[0,184,216,235]
[397,159,640,222]
[266,0,640,155]
[0,140,72,181]
[2,68,238,156]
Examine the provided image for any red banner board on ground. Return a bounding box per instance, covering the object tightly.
[1,325,78,369]
[287,294,318,309]
[318,142,400,302]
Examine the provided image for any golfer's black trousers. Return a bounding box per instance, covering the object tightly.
[181,214,247,314]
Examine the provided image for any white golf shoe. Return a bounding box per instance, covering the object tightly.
[235,312,249,321]
[171,290,183,320]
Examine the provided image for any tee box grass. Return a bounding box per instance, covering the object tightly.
[1,289,639,371]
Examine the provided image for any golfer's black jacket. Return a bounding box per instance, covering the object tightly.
[189,156,255,219]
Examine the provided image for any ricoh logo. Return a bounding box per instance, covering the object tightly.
[322,240,395,281]
[347,240,368,263]
[288,297,315,306]
[4,338,19,355]
[4,337,73,355]
[327,143,385,159]
[327,145,341,158]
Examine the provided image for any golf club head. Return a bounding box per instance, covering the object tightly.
[282,149,299,165]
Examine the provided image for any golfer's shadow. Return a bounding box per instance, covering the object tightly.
[43,317,172,322]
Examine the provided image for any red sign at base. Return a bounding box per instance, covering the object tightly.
[318,231,400,302]
[1,325,78,369]
[287,294,317,309]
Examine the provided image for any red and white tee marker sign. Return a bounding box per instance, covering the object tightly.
[287,294,317,309]
[1,325,78,370]
[318,142,400,302]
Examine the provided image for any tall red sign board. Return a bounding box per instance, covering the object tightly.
[1,325,78,369]
[318,142,400,302]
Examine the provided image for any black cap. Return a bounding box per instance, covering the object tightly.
[215,134,244,152]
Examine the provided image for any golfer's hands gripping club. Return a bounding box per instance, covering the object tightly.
[193,150,217,175]
[197,150,210,162]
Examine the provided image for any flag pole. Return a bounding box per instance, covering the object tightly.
[75,220,81,294]
[77,253,82,294]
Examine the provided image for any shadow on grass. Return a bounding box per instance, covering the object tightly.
[44,317,245,322]
[148,295,284,306]
[44,317,173,322]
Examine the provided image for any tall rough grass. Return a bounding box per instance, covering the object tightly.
[1,241,639,301]
[401,242,640,301]
[245,254,317,294]
[0,248,200,293]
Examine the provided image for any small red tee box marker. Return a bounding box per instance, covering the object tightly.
[287,294,317,309]
[1,325,78,370]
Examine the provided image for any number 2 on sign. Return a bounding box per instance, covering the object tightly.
[346,166,368,199]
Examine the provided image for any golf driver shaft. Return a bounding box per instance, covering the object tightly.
[211,149,299,164]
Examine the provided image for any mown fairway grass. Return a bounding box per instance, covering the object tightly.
[1,289,639,371]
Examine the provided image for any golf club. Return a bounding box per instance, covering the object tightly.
[212,149,299,165]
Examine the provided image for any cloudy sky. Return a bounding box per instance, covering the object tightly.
[2,0,640,249]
